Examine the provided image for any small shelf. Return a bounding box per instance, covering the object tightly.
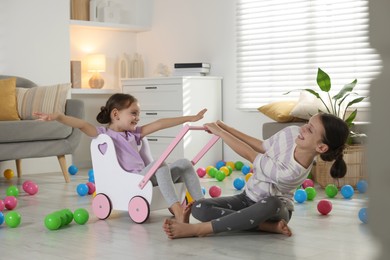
[69,20,150,32]
[71,88,119,95]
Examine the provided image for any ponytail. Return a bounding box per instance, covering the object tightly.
[330,154,347,178]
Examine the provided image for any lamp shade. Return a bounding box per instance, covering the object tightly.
[87,54,106,72]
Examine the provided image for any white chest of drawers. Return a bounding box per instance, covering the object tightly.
[121,76,222,166]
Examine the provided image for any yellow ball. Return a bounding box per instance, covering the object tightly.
[205,166,214,175]
[219,166,230,176]
[4,169,14,180]
[225,161,235,171]
[185,190,194,203]
[245,172,253,182]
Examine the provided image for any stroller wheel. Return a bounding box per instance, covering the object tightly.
[128,196,150,224]
[92,193,112,220]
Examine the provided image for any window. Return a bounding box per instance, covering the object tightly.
[236,0,382,110]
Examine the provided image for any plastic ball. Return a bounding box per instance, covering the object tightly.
[86,182,96,195]
[317,199,332,215]
[61,209,74,225]
[5,211,21,228]
[185,190,194,203]
[209,185,222,198]
[241,165,251,175]
[6,185,19,197]
[22,180,33,191]
[205,165,214,174]
[215,171,226,181]
[215,160,226,170]
[201,187,206,195]
[235,161,244,171]
[305,187,317,201]
[225,161,235,171]
[219,166,230,176]
[0,200,5,211]
[88,168,94,178]
[226,166,233,175]
[76,183,89,196]
[207,167,218,178]
[356,180,368,194]
[302,179,314,189]
[196,167,206,178]
[294,189,307,203]
[24,181,39,195]
[68,165,78,175]
[4,196,18,210]
[0,212,4,225]
[341,185,354,199]
[44,213,62,230]
[73,208,89,225]
[325,184,338,198]
[4,169,14,180]
[242,173,251,182]
[233,177,245,190]
[358,207,368,224]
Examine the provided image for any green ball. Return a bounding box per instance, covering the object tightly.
[208,167,218,178]
[325,184,338,198]
[215,171,226,181]
[53,211,67,228]
[305,187,317,200]
[235,161,244,171]
[307,172,313,180]
[61,209,74,225]
[44,214,61,230]
[73,208,89,225]
[6,185,19,197]
[5,211,21,228]
[226,166,233,175]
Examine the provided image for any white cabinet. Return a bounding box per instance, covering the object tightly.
[122,76,223,167]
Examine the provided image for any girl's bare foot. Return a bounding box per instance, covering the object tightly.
[162,219,213,239]
[258,219,292,236]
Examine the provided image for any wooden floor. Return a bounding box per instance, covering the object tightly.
[0,169,379,259]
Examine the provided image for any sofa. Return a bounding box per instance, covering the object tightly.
[0,75,84,183]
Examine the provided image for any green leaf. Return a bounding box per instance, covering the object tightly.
[346,96,366,109]
[345,109,357,127]
[333,79,357,100]
[316,68,331,92]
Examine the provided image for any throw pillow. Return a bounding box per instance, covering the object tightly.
[16,83,71,120]
[0,77,20,121]
[258,101,298,122]
[290,91,327,120]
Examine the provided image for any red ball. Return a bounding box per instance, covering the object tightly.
[25,181,39,195]
[302,179,314,189]
[0,199,5,211]
[4,196,18,210]
[86,182,96,195]
[196,167,206,178]
[209,185,222,198]
[317,199,332,215]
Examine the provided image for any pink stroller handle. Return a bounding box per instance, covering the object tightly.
[138,125,220,189]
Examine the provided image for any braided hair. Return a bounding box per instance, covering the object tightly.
[318,113,350,178]
[96,93,137,124]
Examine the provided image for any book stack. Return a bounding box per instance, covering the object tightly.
[173,63,210,76]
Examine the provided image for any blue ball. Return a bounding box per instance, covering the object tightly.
[358,207,368,224]
[233,177,246,190]
[88,168,94,178]
[215,160,226,170]
[68,165,78,175]
[241,165,251,175]
[341,185,354,199]
[356,180,368,194]
[294,189,307,203]
[0,212,4,225]
[201,187,206,195]
[76,183,89,196]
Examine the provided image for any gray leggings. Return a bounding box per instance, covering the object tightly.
[141,158,204,207]
[191,192,292,233]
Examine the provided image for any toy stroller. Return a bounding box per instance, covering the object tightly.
[90,125,220,224]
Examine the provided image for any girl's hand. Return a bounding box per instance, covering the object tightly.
[204,122,223,136]
[33,112,58,121]
[190,108,207,122]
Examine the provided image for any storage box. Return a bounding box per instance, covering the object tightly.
[312,145,367,188]
[71,0,89,21]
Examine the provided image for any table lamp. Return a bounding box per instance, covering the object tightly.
[87,54,106,89]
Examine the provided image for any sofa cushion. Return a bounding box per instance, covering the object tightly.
[258,101,303,123]
[0,77,20,121]
[290,91,326,120]
[0,120,72,143]
[16,83,71,120]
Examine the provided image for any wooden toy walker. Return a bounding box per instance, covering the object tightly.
[91,125,220,224]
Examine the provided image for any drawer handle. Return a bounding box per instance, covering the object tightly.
[147,138,158,142]
[145,112,158,115]
[145,86,157,90]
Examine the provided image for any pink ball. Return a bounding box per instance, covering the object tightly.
[196,167,206,178]
[317,199,332,215]
[86,182,96,195]
[302,179,314,189]
[209,185,222,198]
[4,196,18,210]
[25,181,39,195]
[0,199,5,211]
[22,180,33,192]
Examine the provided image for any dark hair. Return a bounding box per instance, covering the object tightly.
[318,113,349,179]
[96,93,137,124]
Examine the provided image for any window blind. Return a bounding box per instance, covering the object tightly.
[236,0,382,110]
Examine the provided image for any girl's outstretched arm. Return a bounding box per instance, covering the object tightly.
[33,112,98,137]
[204,122,258,163]
[140,108,207,137]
